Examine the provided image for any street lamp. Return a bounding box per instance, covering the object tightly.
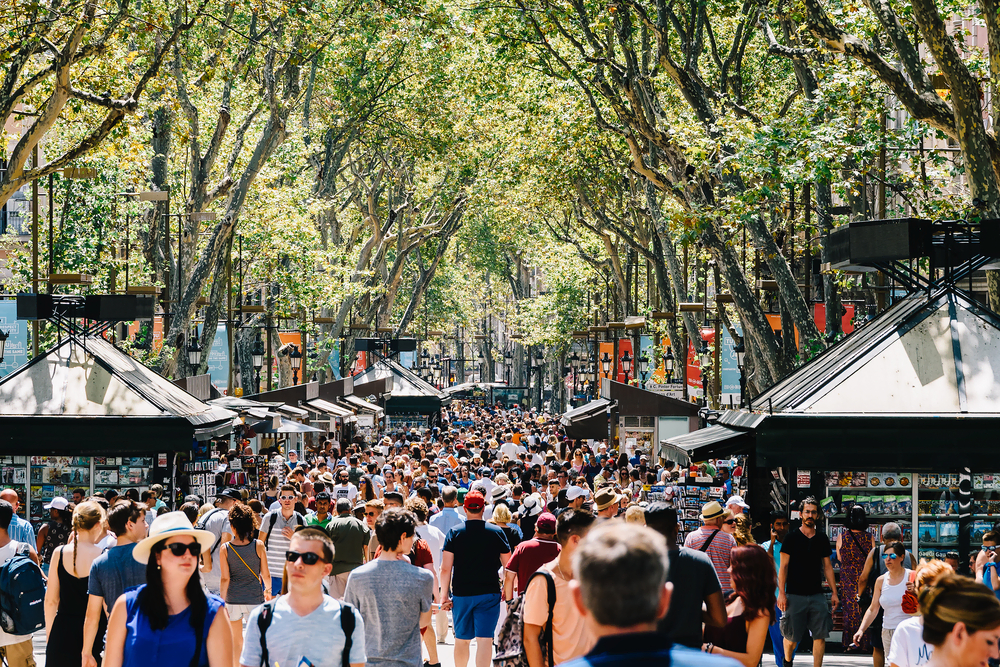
[187,332,202,370]
[664,347,675,383]
[600,351,612,376]
[734,339,746,407]
[698,339,711,406]
[289,344,302,384]
[0,327,8,364]
[639,352,650,383]
[251,339,265,393]
[620,350,633,383]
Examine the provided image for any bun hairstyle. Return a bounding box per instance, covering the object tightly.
[71,501,106,572]
[920,573,1000,646]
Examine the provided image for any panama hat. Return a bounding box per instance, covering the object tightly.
[701,500,732,522]
[133,511,216,564]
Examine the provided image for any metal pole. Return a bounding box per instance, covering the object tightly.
[31,145,39,357]
[48,172,53,287]
[227,238,234,392]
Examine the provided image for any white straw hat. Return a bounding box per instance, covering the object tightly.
[132,511,216,564]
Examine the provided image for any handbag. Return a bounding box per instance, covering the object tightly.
[901,570,919,614]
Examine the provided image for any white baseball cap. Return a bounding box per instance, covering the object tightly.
[44,497,68,511]
[566,486,587,501]
[726,495,750,510]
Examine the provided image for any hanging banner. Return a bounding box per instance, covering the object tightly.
[277,332,305,385]
[639,335,656,386]
[721,325,742,398]
[399,350,415,369]
[0,300,28,378]
[328,340,342,380]
[206,324,229,391]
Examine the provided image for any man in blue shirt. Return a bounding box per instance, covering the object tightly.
[430,486,466,535]
[559,522,741,667]
[0,489,34,546]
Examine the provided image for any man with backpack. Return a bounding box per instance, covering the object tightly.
[259,484,306,594]
[240,528,366,667]
[521,509,595,667]
[683,501,737,596]
[0,500,41,667]
[200,488,239,594]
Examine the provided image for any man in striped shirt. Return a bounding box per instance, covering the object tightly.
[683,500,737,595]
[259,484,306,593]
[0,489,33,546]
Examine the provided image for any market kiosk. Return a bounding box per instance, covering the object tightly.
[0,335,234,525]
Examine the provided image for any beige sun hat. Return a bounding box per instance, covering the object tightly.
[132,511,216,564]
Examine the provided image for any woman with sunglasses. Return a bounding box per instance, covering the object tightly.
[104,512,232,667]
[854,541,912,651]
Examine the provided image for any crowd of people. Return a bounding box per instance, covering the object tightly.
[0,401,998,667]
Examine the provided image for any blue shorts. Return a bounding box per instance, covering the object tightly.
[452,593,501,640]
[271,575,282,595]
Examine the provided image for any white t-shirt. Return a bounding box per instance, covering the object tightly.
[0,541,33,646]
[888,616,932,667]
[499,442,519,460]
[331,483,358,503]
[415,523,446,573]
[241,595,366,667]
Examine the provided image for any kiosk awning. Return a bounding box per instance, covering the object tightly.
[560,398,611,425]
[661,425,754,466]
[340,395,384,415]
[302,399,353,418]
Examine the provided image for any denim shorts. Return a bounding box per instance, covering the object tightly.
[452,593,501,640]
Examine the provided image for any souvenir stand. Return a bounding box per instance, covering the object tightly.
[351,358,451,431]
[664,287,1000,643]
[0,334,235,527]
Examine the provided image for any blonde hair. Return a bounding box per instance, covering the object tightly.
[197,503,214,519]
[920,573,1000,645]
[491,504,512,524]
[71,501,106,571]
[914,559,955,594]
[733,514,755,546]
[624,505,646,525]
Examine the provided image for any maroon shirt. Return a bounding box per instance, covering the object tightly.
[506,537,561,594]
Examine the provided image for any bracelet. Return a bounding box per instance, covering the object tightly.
[703,643,714,654]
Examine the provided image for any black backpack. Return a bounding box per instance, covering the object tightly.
[195,508,228,557]
[262,512,305,549]
[257,597,356,667]
[0,542,44,636]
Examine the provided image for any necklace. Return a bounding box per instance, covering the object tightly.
[557,557,572,581]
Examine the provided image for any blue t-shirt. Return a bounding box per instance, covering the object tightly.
[89,543,147,610]
[984,562,1000,600]
[122,585,224,667]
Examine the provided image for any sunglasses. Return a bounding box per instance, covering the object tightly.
[280,495,295,501]
[163,542,201,557]
[365,511,378,517]
[985,546,998,552]
[286,551,326,565]
[723,519,737,525]
[884,553,899,560]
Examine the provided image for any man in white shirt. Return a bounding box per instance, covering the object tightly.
[499,435,520,461]
[331,469,359,503]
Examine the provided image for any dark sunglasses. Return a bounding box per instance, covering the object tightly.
[723,519,737,525]
[163,542,201,557]
[286,551,325,565]
[365,511,378,517]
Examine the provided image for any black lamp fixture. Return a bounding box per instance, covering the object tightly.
[638,352,650,382]
[734,339,746,407]
[186,330,202,369]
[620,349,633,382]
[570,351,581,369]
[0,327,8,364]
[600,351,612,375]
[664,347,675,383]
[288,344,302,384]
[251,339,265,393]
[534,349,544,366]
[698,338,711,406]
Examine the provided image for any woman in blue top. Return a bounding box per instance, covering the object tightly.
[103,512,233,667]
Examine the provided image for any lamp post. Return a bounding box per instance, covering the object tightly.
[477,349,484,382]
[251,339,264,393]
[187,330,203,372]
[664,347,675,384]
[0,327,8,364]
[289,344,302,385]
[533,348,544,410]
[600,351,612,377]
[638,352,650,385]
[698,339,711,407]
[569,351,581,405]
[734,340,746,407]
[621,349,633,384]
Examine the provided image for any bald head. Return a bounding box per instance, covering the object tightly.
[0,490,19,512]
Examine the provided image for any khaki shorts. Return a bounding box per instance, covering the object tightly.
[228,603,259,621]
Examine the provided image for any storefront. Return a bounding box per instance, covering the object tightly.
[0,335,234,519]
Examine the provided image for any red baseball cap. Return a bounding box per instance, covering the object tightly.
[464,490,486,512]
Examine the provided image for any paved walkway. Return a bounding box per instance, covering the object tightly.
[29,625,879,667]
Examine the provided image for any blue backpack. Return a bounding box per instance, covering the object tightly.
[0,543,45,636]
